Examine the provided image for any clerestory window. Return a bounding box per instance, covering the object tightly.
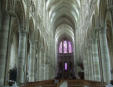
[58,40,72,54]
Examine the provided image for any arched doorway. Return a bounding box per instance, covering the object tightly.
[56,37,75,79]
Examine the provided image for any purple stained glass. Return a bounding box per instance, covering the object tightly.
[68,41,72,53]
[65,62,67,70]
[59,42,62,53]
[63,40,67,53]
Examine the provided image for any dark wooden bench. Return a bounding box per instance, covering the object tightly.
[21,79,106,87]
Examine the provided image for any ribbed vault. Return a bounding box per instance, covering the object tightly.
[46,0,81,32]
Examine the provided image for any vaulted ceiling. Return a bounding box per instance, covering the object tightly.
[44,0,100,47]
[46,0,81,31]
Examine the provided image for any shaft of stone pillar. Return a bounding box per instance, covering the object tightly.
[92,37,101,81]
[87,44,91,80]
[87,38,94,81]
[84,47,89,80]
[109,11,113,80]
[36,52,39,81]
[87,38,93,80]
[96,41,101,81]
[92,38,98,81]
[91,38,96,81]
[44,53,49,80]
[44,53,46,80]
[99,28,111,83]
[0,14,10,86]
[17,30,27,84]
[34,52,38,81]
[97,31,104,83]
[84,40,89,80]
[89,45,93,80]
[41,53,45,80]
[92,39,96,81]
[29,41,35,82]
[39,51,42,81]
[90,39,95,81]
[29,42,32,82]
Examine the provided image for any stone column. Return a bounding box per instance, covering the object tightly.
[44,53,46,80]
[91,32,101,81]
[35,52,38,81]
[86,37,95,81]
[86,47,90,80]
[87,46,90,80]
[99,27,111,83]
[90,39,95,81]
[0,14,10,86]
[29,41,36,82]
[108,4,113,80]
[84,41,89,80]
[46,54,49,80]
[39,51,42,81]
[84,39,89,80]
[38,49,45,81]
[38,51,42,81]
[87,38,93,80]
[41,51,45,80]
[36,50,40,81]
[17,30,27,84]
[44,52,49,80]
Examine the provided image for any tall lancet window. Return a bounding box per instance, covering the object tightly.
[64,40,68,53]
[68,41,72,53]
[59,42,62,53]
[65,62,68,70]
[58,40,72,54]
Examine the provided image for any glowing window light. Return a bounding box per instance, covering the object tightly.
[64,40,67,53]
[65,62,68,70]
[59,42,62,53]
[68,41,72,53]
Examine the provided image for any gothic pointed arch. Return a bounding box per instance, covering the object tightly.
[15,0,26,29]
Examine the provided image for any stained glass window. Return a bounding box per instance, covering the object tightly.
[59,42,62,53]
[63,40,67,53]
[58,40,72,53]
[65,62,68,70]
[68,41,72,53]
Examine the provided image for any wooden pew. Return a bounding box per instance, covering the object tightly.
[68,80,106,87]
[21,79,106,87]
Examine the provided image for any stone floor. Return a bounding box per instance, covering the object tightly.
[59,81,68,87]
